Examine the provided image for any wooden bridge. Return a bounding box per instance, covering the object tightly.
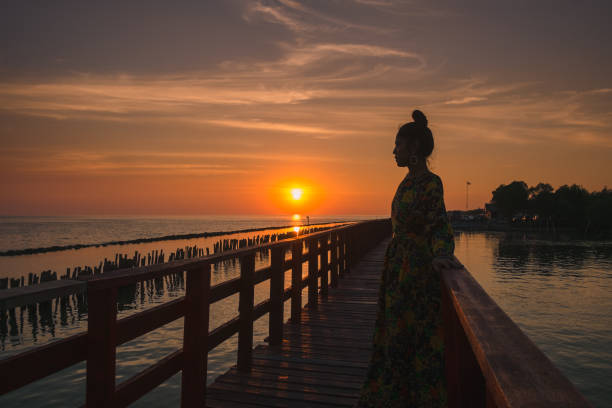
[205,237,387,407]
[0,219,590,407]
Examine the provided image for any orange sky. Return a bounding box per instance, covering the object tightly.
[1,1,611,216]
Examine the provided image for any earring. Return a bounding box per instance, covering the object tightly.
[409,155,418,165]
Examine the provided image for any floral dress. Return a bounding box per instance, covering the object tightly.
[357,171,455,407]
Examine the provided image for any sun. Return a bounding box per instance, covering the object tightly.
[292,214,301,221]
[268,179,321,213]
[290,188,303,201]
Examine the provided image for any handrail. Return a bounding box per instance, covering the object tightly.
[441,265,591,407]
[0,219,392,407]
[85,223,356,290]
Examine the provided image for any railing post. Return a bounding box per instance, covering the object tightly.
[181,263,210,407]
[238,252,255,371]
[269,246,284,346]
[339,231,346,278]
[86,286,117,407]
[307,238,318,310]
[330,232,338,288]
[355,225,362,262]
[291,240,302,323]
[320,235,329,297]
[346,230,353,273]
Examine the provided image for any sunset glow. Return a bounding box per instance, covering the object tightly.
[0,2,610,216]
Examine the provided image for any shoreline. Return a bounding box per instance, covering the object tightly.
[452,222,611,240]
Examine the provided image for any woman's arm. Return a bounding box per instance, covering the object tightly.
[425,176,463,271]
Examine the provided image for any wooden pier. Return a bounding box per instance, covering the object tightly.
[0,219,591,407]
[205,239,387,407]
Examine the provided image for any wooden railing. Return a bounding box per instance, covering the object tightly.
[0,219,391,407]
[441,266,591,407]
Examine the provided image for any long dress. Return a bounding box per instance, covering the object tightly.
[357,170,455,408]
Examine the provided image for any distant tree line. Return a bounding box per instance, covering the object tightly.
[490,181,612,239]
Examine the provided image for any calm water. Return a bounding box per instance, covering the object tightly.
[453,231,612,407]
[0,216,382,283]
[0,219,610,406]
[0,215,379,253]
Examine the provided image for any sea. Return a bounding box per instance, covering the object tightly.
[0,216,611,407]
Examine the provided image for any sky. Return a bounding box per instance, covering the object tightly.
[1,0,611,216]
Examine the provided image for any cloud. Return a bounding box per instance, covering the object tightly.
[204,119,354,135]
[431,86,612,148]
[0,1,610,154]
[246,0,393,34]
[444,96,487,105]
[353,0,394,5]
[0,35,426,134]
[2,73,611,149]
[0,150,251,176]
[280,43,424,66]
[0,147,353,177]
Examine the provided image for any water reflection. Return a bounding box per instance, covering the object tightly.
[493,231,612,277]
[455,231,612,408]
[1,249,275,352]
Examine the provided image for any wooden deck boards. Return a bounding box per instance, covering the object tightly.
[206,238,389,408]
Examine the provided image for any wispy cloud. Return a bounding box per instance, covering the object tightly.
[0,6,608,151]
[444,96,487,105]
[0,36,426,137]
[2,73,611,149]
[246,0,393,34]
[204,119,355,135]
[0,147,352,176]
[279,43,424,67]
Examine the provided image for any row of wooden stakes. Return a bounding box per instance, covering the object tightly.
[0,225,331,291]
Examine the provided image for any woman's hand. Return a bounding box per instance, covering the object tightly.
[432,256,463,272]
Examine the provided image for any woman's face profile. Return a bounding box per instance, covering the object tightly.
[393,135,414,167]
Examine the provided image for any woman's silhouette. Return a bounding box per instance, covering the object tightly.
[357,110,462,407]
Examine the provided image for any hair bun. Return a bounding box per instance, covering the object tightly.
[412,109,428,127]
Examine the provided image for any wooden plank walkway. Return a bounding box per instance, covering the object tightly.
[206,238,389,408]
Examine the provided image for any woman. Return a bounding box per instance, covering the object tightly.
[357,110,463,407]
